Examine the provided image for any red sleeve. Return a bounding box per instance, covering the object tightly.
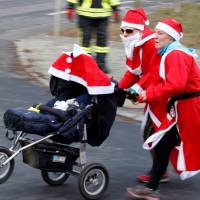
[146,51,189,102]
[118,70,139,89]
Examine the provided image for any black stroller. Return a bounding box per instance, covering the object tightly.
[0,47,126,200]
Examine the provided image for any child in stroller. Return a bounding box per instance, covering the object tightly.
[0,44,125,200]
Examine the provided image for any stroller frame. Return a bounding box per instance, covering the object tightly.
[0,105,109,200]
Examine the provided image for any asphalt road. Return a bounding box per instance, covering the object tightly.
[0,1,200,200]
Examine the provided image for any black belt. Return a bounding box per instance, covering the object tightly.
[167,91,200,113]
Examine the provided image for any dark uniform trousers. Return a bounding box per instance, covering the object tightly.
[78,16,109,72]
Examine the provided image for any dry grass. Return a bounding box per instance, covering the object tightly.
[149,3,200,48]
[60,3,200,48]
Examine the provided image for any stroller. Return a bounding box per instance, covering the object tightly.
[0,45,126,200]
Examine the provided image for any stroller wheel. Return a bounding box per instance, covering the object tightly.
[78,163,109,200]
[41,171,70,186]
[0,147,15,184]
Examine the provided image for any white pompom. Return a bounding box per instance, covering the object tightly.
[180,32,184,38]
[66,57,72,63]
[65,68,71,74]
[145,19,150,25]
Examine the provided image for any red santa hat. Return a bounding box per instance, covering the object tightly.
[121,8,149,30]
[155,18,183,41]
[48,44,115,95]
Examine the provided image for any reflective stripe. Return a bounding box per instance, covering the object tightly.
[82,0,92,8]
[77,8,112,17]
[67,0,120,7]
[94,46,109,53]
[81,46,92,53]
[67,0,77,3]
[75,0,118,17]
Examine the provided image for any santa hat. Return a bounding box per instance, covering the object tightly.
[155,18,183,41]
[121,8,149,30]
[48,44,115,95]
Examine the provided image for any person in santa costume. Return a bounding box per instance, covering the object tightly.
[127,18,200,199]
[118,8,170,183]
[118,8,156,90]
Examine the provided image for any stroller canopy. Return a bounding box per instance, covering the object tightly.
[48,44,115,95]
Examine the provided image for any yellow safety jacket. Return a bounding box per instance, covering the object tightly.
[67,0,120,18]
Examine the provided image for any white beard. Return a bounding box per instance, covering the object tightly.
[120,31,142,59]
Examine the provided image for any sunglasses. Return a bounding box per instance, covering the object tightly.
[121,28,134,34]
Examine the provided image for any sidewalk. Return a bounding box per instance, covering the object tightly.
[14,34,144,122]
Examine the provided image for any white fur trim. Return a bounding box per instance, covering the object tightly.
[167,113,173,121]
[48,66,115,95]
[177,142,186,171]
[140,106,149,135]
[143,101,178,150]
[180,170,200,180]
[121,21,144,30]
[86,83,115,95]
[135,33,155,47]
[159,53,167,80]
[143,121,176,150]
[145,19,150,25]
[178,138,200,180]
[130,83,144,95]
[73,44,88,57]
[126,48,143,75]
[62,51,71,56]
[127,65,142,75]
[48,66,70,80]
[156,22,181,41]
[140,104,149,136]
[148,106,161,128]
[159,48,197,80]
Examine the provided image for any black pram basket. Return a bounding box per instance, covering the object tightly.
[20,139,79,171]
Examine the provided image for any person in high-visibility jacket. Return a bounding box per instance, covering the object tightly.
[66,0,120,73]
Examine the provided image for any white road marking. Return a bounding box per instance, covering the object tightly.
[47,10,66,16]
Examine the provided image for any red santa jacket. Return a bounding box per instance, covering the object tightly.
[118,26,156,89]
[143,44,200,180]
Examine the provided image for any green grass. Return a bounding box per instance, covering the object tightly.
[60,3,200,49]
